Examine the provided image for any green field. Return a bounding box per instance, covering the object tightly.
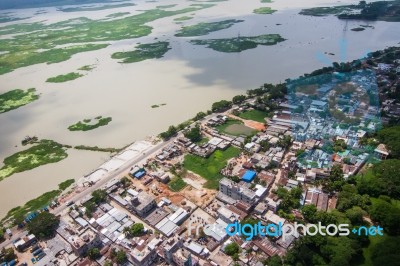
[0,88,39,114]
[239,109,269,123]
[112,42,171,63]
[253,7,276,14]
[183,146,241,189]
[169,177,187,191]
[190,34,285,52]
[58,3,135,12]
[216,119,257,136]
[0,5,213,75]
[68,116,112,131]
[175,19,243,37]
[46,72,83,83]
[0,140,68,181]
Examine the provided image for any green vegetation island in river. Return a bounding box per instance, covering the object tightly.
[68,116,112,131]
[175,19,244,37]
[190,34,285,53]
[300,0,400,22]
[46,72,83,83]
[112,42,171,63]
[0,88,39,114]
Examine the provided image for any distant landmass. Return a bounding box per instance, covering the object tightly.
[0,0,130,9]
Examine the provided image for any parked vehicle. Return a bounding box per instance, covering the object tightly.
[8,259,18,266]
[30,245,40,253]
[35,253,45,261]
[32,249,42,256]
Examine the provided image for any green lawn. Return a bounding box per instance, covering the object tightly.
[183,146,240,189]
[239,109,269,123]
[169,177,187,192]
[216,119,256,136]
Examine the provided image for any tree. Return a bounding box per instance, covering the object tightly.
[1,247,16,262]
[345,206,365,225]
[265,255,283,266]
[224,242,240,256]
[0,228,4,240]
[27,212,59,239]
[88,248,101,260]
[301,204,317,222]
[130,223,144,237]
[92,189,107,204]
[184,125,202,142]
[369,198,400,235]
[232,95,246,104]
[194,111,206,121]
[377,126,400,159]
[371,237,400,266]
[115,250,127,264]
[104,261,113,266]
[211,100,232,112]
[120,177,131,188]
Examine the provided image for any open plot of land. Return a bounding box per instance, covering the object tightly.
[180,183,216,208]
[183,146,241,189]
[190,34,285,53]
[0,88,39,114]
[168,176,187,192]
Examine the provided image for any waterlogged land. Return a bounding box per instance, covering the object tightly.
[68,116,112,131]
[190,34,285,53]
[58,3,135,12]
[300,0,400,21]
[175,19,244,37]
[112,42,171,63]
[46,72,84,83]
[253,7,276,14]
[0,88,39,114]
[0,140,68,181]
[78,65,96,71]
[0,5,213,75]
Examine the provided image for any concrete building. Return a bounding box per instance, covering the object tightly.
[219,177,257,205]
[68,229,101,256]
[131,191,156,217]
[163,238,183,265]
[131,238,158,266]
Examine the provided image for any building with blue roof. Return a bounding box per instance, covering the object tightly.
[242,170,256,183]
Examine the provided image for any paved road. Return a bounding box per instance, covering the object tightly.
[0,137,176,249]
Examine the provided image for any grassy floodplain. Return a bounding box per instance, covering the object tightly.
[0,5,214,75]
[68,116,112,131]
[253,7,276,14]
[46,72,83,83]
[0,88,39,114]
[112,42,171,63]
[239,109,270,123]
[0,140,68,181]
[183,146,240,189]
[175,19,244,37]
[58,3,135,12]
[169,177,187,191]
[190,34,285,52]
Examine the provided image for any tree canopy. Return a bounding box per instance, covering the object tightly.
[211,100,232,112]
[27,212,59,239]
